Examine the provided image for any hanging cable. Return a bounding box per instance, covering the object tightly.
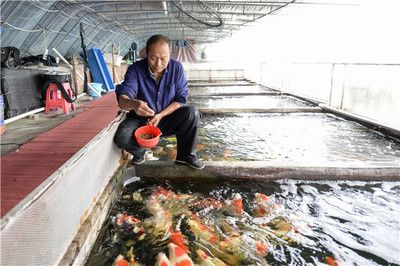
[170,1,223,30]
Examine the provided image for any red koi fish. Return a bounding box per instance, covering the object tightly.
[114,255,129,266]
[326,256,339,266]
[169,231,189,253]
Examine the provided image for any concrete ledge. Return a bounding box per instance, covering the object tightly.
[319,104,400,139]
[134,161,400,181]
[198,107,322,114]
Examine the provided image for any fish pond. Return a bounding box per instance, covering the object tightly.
[188,80,254,86]
[86,177,400,266]
[189,95,314,109]
[154,113,400,164]
[189,85,275,96]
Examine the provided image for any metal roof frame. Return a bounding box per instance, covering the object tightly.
[1,0,296,58]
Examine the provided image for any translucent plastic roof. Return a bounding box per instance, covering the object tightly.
[1,0,295,58]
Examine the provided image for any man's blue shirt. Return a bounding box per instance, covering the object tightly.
[116,58,188,115]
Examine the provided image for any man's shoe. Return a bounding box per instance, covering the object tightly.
[176,158,205,170]
[131,156,145,165]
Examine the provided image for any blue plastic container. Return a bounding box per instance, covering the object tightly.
[88,83,104,98]
[87,48,115,91]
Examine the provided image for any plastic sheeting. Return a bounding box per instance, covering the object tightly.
[171,40,198,62]
[0,68,46,118]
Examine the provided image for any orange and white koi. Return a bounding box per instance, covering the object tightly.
[168,243,194,266]
[252,193,272,217]
[116,214,145,236]
[155,252,171,266]
[225,193,243,216]
[169,230,189,254]
[114,255,129,266]
[116,214,140,226]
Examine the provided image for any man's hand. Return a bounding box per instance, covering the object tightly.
[132,100,155,117]
[148,114,163,127]
[118,95,155,117]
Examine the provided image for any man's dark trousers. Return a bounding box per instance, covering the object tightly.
[114,106,201,162]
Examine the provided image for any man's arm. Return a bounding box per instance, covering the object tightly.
[118,94,155,117]
[116,64,155,117]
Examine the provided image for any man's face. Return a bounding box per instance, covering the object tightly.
[147,42,170,75]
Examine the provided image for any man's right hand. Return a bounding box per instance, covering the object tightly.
[118,95,155,117]
[132,99,155,117]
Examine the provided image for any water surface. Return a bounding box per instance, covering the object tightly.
[189,95,313,109]
[86,178,400,266]
[189,85,275,96]
[191,113,400,163]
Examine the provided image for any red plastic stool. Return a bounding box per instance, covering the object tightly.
[45,82,75,114]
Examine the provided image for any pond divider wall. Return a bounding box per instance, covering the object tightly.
[134,161,400,181]
[319,104,400,139]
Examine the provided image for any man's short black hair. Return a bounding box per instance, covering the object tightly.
[146,34,170,54]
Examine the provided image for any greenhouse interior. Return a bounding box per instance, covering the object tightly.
[1,0,399,265]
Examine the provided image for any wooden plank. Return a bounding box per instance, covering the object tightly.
[71,53,79,95]
[111,44,116,84]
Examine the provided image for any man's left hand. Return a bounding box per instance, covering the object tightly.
[148,114,163,127]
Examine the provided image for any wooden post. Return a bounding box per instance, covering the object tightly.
[86,68,92,83]
[111,44,116,84]
[71,53,79,95]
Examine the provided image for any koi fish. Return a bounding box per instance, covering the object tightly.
[168,243,194,266]
[255,241,268,256]
[191,197,223,209]
[222,149,233,158]
[269,216,293,234]
[155,252,171,266]
[253,193,271,217]
[326,256,339,266]
[116,213,140,226]
[187,215,219,244]
[114,255,129,266]
[169,231,189,254]
[196,249,227,266]
[196,143,206,151]
[224,193,243,216]
[116,214,145,236]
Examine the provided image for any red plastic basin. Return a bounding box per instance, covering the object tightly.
[134,125,162,148]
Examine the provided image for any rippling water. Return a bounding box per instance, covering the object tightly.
[277,179,400,265]
[195,113,400,163]
[86,178,400,266]
[188,80,254,85]
[189,85,275,96]
[189,95,313,109]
